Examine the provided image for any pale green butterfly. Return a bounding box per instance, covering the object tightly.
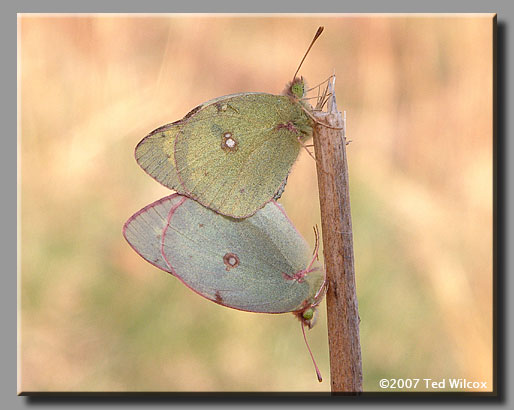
[123,193,327,381]
[135,27,325,218]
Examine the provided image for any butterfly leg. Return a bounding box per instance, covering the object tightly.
[305,74,336,93]
[300,105,344,130]
[282,271,306,283]
[297,136,317,162]
[283,226,321,283]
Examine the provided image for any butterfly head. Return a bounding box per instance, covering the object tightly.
[300,306,318,329]
[284,77,307,100]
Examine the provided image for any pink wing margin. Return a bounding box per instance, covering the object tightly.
[122,193,182,274]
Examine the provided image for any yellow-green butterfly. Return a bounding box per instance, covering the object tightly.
[135,27,325,218]
[123,193,327,381]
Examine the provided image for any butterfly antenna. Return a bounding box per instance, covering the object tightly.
[301,321,323,382]
[292,26,324,82]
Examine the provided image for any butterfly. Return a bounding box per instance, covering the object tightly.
[135,27,326,218]
[123,193,327,381]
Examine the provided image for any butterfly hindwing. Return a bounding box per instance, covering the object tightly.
[123,194,324,314]
[135,123,182,190]
[122,194,184,273]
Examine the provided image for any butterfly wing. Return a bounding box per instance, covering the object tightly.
[174,93,311,218]
[135,123,182,191]
[163,196,323,313]
[122,194,185,273]
[123,194,324,314]
[135,94,252,190]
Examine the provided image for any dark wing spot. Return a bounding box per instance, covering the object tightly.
[182,105,203,121]
[223,252,240,271]
[273,173,289,200]
[282,272,294,281]
[228,104,240,114]
[216,102,239,114]
[276,121,299,134]
[147,123,175,135]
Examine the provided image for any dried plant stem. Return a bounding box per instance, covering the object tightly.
[312,77,363,393]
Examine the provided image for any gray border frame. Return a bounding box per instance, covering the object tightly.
[9,0,512,408]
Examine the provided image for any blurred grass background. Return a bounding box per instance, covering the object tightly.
[19,15,493,392]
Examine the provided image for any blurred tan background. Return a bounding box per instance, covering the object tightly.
[19,15,493,392]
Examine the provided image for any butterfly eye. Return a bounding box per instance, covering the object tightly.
[302,308,314,321]
[291,80,305,99]
[301,307,318,329]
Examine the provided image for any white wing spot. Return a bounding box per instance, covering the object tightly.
[221,132,238,152]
